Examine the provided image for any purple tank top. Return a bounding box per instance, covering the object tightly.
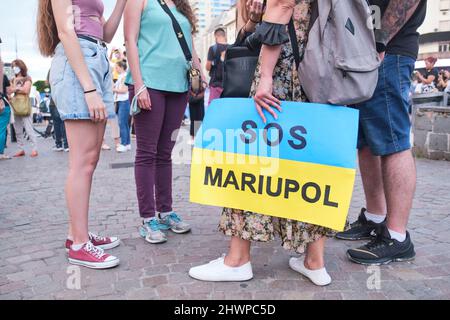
[72,0,104,40]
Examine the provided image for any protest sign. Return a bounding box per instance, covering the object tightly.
[190,98,359,231]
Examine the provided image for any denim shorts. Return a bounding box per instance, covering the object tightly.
[49,38,115,121]
[350,54,415,156]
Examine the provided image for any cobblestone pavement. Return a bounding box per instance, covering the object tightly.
[0,124,449,300]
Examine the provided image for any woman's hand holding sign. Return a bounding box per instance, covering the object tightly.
[254,75,282,124]
[253,39,284,123]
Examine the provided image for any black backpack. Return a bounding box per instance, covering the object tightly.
[210,44,227,84]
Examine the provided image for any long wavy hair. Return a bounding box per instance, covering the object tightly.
[37,0,59,57]
[173,0,198,34]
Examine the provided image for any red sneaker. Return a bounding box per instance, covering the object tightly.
[68,241,120,269]
[13,150,25,157]
[65,232,120,251]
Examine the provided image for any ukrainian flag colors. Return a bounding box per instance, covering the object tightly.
[190,98,359,231]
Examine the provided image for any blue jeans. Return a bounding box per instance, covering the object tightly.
[0,106,11,154]
[50,105,68,148]
[351,54,415,156]
[117,100,131,146]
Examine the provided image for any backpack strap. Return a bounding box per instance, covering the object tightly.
[288,18,300,70]
[158,0,192,62]
[308,0,319,34]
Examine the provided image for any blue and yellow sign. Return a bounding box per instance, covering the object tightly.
[190,98,359,231]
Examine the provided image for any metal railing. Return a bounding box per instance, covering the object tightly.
[412,91,450,107]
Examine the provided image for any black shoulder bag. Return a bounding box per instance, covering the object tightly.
[158,0,203,94]
[221,18,301,98]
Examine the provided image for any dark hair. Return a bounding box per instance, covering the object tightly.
[215,28,226,37]
[12,59,28,77]
[116,60,128,71]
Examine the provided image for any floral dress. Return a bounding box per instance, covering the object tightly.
[219,0,335,254]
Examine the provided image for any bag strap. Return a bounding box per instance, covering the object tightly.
[157,0,192,62]
[288,18,301,70]
[308,0,319,34]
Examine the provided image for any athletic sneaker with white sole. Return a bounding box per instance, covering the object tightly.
[68,241,120,269]
[116,144,128,153]
[139,218,167,244]
[65,232,120,252]
[159,212,191,234]
[189,255,253,282]
[289,257,332,286]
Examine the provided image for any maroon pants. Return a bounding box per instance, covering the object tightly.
[129,86,188,218]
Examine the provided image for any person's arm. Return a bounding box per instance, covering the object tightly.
[205,47,213,72]
[14,78,32,95]
[102,0,127,43]
[51,0,107,121]
[235,0,265,44]
[263,0,295,24]
[423,75,435,85]
[191,42,207,86]
[374,0,422,60]
[113,76,128,94]
[254,45,282,123]
[416,71,435,85]
[124,0,151,110]
[253,0,294,123]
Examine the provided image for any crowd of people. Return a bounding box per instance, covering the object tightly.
[0,30,216,158]
[413,56,449,94]
[0,0,428,288]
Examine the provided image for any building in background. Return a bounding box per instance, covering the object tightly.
[191,0,236,34]
[418,0,450,60]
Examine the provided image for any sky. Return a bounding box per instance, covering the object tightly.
[0,0,124,82]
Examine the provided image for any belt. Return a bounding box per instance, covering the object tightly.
[77,35,107,48]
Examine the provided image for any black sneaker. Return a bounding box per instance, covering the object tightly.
[335,208,385,241]
[346,225,415,266]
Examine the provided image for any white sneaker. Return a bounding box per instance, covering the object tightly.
[116,144,127,153]
[189,255,253,282]
[126,144,131,151]
[289,257,331,286]
[52,146,64,152]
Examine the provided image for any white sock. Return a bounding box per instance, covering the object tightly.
[364,211,386,224]
[388,228,406,242]
[71,242,86,251]
[159,211,173,219]
[143,217,154,224]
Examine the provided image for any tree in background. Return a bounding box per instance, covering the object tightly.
[33,80,49,93]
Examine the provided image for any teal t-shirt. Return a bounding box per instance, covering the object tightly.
[126,0,193,93]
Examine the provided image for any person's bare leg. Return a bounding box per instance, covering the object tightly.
[65,120,106,244]
[304,237,326,270]
[224,236,251,267]
[358,147,387,215]
[381,150,416,234]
